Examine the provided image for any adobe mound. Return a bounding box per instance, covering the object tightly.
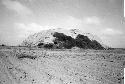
[21,28,106,49]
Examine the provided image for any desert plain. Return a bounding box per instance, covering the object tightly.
[0,46,124,84]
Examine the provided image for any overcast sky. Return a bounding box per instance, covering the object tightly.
[0,0,124,48]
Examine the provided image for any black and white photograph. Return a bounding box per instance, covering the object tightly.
[0,0,124,84]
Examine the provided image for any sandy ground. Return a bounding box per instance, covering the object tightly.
[0,47,124,84]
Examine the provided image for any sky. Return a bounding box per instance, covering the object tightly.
[0,0,124,48]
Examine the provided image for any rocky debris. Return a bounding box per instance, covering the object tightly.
[0,48,124,84]
[52,32,104,49]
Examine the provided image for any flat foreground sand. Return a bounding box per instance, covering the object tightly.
[0,47,124,84]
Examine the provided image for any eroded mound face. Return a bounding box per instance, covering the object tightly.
[21,28,107,49]
[0,48,124,84]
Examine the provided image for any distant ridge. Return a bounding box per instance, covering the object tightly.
[21,28,108,49]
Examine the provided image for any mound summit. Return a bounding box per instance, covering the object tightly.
[21,28,107,49]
